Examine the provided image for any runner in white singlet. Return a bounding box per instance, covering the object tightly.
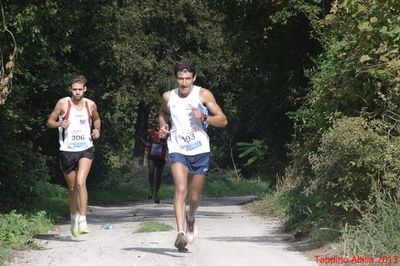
[59,97,93,151]
[167,85,210,155]
[47,75,101,237]
[159,61,228,252]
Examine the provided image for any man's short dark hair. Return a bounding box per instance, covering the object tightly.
[70,75,87,86]
[174,61,196,77]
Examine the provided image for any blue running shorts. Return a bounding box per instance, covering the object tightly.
[169,152,210,175]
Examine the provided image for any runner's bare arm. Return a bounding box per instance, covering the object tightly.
[158,91,170,139]
[90,101,101,139]
[47,99,66,128]
[200,88,228,128]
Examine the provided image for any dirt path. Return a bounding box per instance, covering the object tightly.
[8,196,318,266]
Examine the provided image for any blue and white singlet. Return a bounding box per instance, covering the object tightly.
[167,85,210,155]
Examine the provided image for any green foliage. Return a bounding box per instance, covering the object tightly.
[276,116,400,245]
[90,185,148,205]
[288,0,400,188]
[311,227,341,243]
[0,126,52,212]
[0,0,121,200]
[281,187,321,233]
[0,1,84,211]
[4,0,376,253]
[257,191,291,218]
[32,182,68,222]
[218,0,321,175]
[237,139,268,166]
[203,170,271,197]
[304,0,400,118]
[343,191,400,257]
[280,1,400,245]
[90,165,144,204]
[308,116,400,215]
[257,188,342,244]
[0,210,52,264]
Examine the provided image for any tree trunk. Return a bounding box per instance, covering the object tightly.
[132,102,149,169]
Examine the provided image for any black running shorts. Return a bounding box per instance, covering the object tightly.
[59,146,95,173]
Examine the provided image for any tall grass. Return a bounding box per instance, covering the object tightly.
[203,172,271,197]
[343,193,400,256]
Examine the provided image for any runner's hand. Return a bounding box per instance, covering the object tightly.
[59,119,70,128]
[159,124,169,139]
[192,107,202,120]
[91,128,100,140]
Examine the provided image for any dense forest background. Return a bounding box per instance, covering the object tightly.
[1,0,399,256]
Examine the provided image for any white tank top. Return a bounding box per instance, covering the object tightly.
[167,85,210,155]
[59,97,93,152]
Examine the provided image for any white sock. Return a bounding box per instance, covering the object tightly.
[70,212,79,221]
[79,215,86,222]
[70,212,79,232]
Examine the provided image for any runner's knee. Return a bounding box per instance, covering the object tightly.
[67,185,76,193]
[175,183,187,195]
[190,192,201,204]
[76,181,87,191]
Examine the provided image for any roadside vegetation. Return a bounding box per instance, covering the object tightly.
[0,211,52,264]
[266,0,400,257]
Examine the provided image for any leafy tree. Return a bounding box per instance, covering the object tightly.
[206,0,323,178]
[0,0,121,207]
[289,0,400,177]
[282,0,400,232]
[0,0,77,210]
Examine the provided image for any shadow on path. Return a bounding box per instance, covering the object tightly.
[123,247,188,257]
[33,234,84,243]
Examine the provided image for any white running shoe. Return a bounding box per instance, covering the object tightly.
[79,217,90,234]
[186,214,198,243]
[70,212,80,237]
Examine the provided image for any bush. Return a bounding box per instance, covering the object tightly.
[33,181,68,222]
[0,141,52,213]
[308,116,400,215]
[0,210,52,264]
